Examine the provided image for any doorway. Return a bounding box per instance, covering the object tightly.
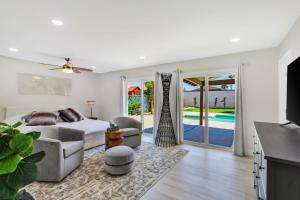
[183,72,236,149]
[127,79,154,131]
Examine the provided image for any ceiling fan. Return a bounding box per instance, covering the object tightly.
[40,58,94,73]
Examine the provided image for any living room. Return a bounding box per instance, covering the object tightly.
[0,1,300,200]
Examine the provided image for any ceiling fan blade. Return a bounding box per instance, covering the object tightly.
[74,67,93,72]
[50,68,63,70]
[39,62,60,67]
[73,69,81,73]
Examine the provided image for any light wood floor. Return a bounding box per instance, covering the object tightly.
[141,135,256,200]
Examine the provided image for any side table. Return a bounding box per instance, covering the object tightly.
[105,130,124,150]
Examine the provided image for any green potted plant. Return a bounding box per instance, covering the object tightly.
[0,121,45,200]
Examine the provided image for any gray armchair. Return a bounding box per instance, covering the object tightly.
[111,116,143,148]
[31,127,85,182]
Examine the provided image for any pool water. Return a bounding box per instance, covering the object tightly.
[184,114,235,123]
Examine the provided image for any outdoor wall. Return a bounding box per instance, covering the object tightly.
[97,47,279,155]
[0,56,101,120]
[184,91,235,108]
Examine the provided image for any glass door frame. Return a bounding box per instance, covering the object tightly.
[125,76,155,131]
[182,68,237,150]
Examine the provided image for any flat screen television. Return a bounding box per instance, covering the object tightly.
[286,56,300,125]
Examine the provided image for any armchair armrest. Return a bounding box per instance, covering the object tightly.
[112,117,143,133]
[33,138,64,182]
[58,127,85,142]
[128,119,142,132]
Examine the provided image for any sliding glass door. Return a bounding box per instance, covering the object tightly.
[207,74,235,148]
[183,72,236,149]
[127,79,154,132]
[183,76,207,144]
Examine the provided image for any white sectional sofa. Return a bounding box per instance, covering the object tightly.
[5,113,110,150]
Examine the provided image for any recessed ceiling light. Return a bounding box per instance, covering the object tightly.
[51,19,64,26]
[231,38,241,43]
[9,48,19,52]
[91,66,96,69]
[139,56,146,60]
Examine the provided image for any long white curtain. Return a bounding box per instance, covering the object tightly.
[233,64,246,156]
[120,76,128,116]
[153,70,183,145]
[153,73,162,140]
[174,70,184,144]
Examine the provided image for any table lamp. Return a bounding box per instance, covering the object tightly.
[87,100,96,118]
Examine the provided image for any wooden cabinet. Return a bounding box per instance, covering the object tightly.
[253,131,266,200]
[254,122,300,200]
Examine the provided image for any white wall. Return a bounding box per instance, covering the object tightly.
[278,17,300,123]
[97,48,279,155]
[279,17,300,59]
[0,56,101,120]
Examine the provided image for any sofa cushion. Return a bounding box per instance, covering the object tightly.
[27,111,57,126]
[59,108,83,122]
[120,128,140,137]
[58,109,75,122]
[62,141,84,158]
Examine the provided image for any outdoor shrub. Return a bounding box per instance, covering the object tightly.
[128,97,141,115]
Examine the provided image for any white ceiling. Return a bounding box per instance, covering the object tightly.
[0,0,299,73]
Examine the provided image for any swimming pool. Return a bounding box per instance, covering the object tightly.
[184,114,235,123]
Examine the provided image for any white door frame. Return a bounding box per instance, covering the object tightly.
[126,77,155,130]
[182,68,237,149]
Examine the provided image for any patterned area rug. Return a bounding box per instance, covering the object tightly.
[26,142,188,200]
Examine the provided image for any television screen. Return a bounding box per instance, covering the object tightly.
[286,56,300,125]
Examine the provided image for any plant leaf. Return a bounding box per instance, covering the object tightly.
[0,135,12,159]
[0,148,14,160]
[12,121,22,128]
[26,131,41,140]
[0,122,9,127]
[22,151,45,163]
[3,127,16,136]
[0,175,18,199]
[11,129,21,136]
[6,161,37,189]
[0,154,21,175]
[0,127,9,134]
[15,189,35,200]
[19,146,32,158]
[9,134,33,155]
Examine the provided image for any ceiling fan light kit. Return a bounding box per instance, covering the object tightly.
[62,68,74,73]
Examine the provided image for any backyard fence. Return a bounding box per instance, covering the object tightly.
[184,91,235,108]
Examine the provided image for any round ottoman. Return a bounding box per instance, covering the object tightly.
[104,146,135,175]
